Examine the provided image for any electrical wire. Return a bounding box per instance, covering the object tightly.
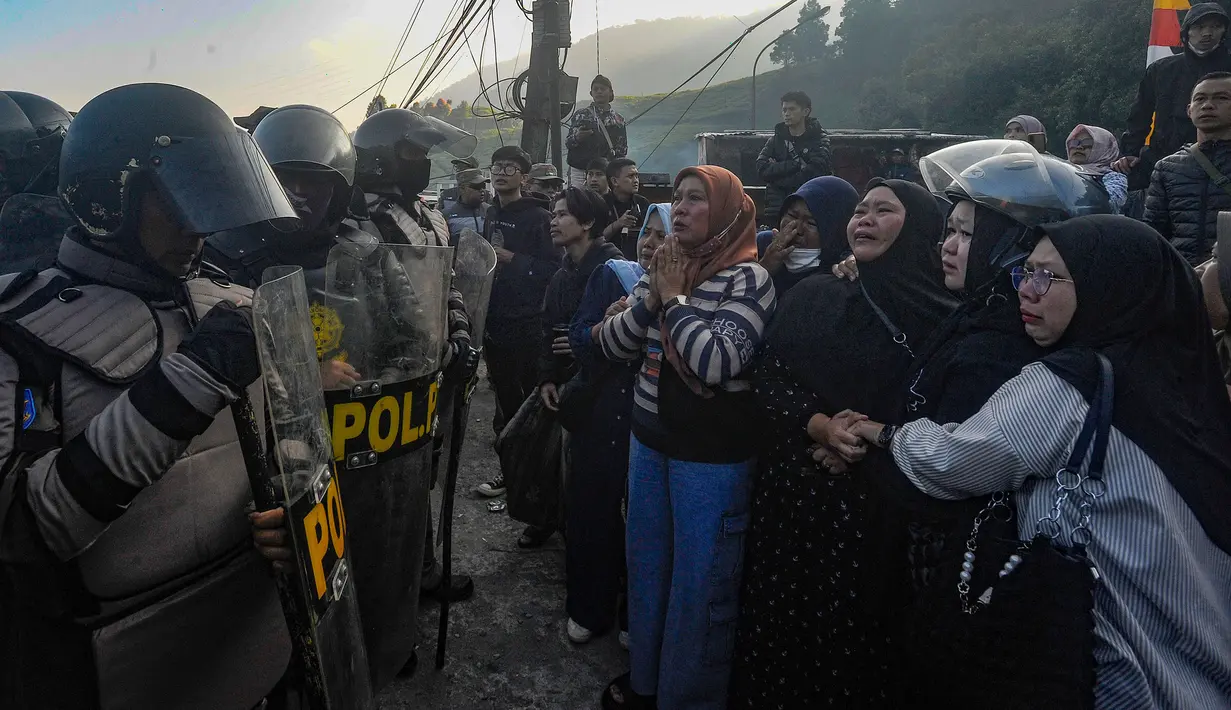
[401,0,493,108]
[640,39,741,166]
[374,0,426,102]
[625,0,800,125]
[332,41,441,114]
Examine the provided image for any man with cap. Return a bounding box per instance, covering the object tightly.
[1115,2,1231,187]
[565,75,628,188]
[439,155,481,210]
[527,162,566,198]
[882,148,920,182]
[442,165,491,238]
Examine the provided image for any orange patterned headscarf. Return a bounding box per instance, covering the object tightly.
[663,166,760,395]
[673,165,759,294]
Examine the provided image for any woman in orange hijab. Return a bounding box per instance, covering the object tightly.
[597,166,777,710]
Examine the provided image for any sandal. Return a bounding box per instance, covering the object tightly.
[600,673,657,710]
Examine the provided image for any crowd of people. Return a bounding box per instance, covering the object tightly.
[0,6,1230,710]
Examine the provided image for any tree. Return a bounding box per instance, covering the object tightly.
[365,95,390,117]
[770,0,834,67]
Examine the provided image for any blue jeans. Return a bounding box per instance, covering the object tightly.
[626,434,753,709]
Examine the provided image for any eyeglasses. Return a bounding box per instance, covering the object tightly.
[1066,139,1094,151]
[1010,266,1075,296]
[489,164,522,176]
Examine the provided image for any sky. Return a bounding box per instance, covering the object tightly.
[0,0,787,128]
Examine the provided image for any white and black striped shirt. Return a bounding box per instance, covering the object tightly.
[598,263,776,422]
[893,363,1231,709]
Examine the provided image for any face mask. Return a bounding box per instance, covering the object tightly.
[399,157,433,197]
[785,247,823,273]
[286,187,333,232]
[1190,41,1218,56]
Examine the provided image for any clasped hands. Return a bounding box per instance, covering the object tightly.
[806,410,888,475]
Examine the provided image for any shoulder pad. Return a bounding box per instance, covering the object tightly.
[184,278,253,321]
[334,223,380,259]
[206,225,271,263]
[0,270,158,384]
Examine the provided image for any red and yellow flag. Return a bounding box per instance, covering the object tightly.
[1148,0,1191,65]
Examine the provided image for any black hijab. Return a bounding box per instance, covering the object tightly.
[902,202,1045,422]
[1042,215,1231,554]
[764,179,957,420]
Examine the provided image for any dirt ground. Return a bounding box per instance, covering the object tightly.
[377,375,626,710]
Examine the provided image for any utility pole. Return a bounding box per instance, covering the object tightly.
[521,0,565,171]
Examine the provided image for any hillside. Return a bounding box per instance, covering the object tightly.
[451,0,1155,178]
[432,5,844,105]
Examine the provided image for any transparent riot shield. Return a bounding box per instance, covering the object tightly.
[432,228,496,668]
[321,241,453,688]
[251,265,375,710]
[453,228,498,346]
[432,228,497,482]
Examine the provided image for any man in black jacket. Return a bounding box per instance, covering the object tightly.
[1115,3,1231,187]
[475,145,559,496]
[755,91,833,224]
[1144,72,1231,266]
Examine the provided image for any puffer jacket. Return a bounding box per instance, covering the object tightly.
[1122,3,1231,162]
[1143,139,1231,266]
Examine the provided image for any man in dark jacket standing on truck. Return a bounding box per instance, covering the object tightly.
[475,145,559,496]
[1115,2,1231,188]
[1144,72,1231,266]
[756,91,833,224]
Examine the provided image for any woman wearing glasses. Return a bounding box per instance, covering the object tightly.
[847,144,1112,592]
[853,216,1231,708]
[1066,125,1128,214]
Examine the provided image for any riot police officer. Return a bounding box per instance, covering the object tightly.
[349,107,482,617]
[205,103,453,687]
[0,91,76,273]
[0,82,297,709]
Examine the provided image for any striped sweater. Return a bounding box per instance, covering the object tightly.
[893,363,1231,709]
[598,262,776,436]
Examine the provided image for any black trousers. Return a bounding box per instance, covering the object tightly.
[484,336,540,437]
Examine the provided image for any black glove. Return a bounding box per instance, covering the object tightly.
[445,341,481,383]
[179,301,260,394]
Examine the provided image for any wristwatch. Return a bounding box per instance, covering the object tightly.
[876,424,898,449]
[663,294,689,314]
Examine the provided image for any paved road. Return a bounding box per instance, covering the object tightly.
[378,377,626,709]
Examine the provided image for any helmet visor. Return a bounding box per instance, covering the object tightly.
[149,128,300,234]
[919,139,1037,194]
[921,139,1071,225]
[418,115,477,159]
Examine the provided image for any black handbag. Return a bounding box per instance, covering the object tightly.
[899,354,1113,709]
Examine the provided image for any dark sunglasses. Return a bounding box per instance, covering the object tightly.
[1010,266,1074,296]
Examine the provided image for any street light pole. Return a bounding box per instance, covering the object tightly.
[750,6,830,130]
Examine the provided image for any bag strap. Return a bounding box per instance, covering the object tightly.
[1062,354,1114,479]
[593,106,615,156]
[1036,353,1114,546]
[1186,144,1231,199]
[860,282,913,357]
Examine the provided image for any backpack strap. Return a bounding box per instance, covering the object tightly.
[1186,144,1231,198]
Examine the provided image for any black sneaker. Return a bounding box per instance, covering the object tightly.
[475,475,505,497]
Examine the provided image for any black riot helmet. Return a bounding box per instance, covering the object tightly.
[352,108,477,196]
[58,83,298,240]
[253,104,356,225]
[920,139,1111,284]
[0,91,73,200]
